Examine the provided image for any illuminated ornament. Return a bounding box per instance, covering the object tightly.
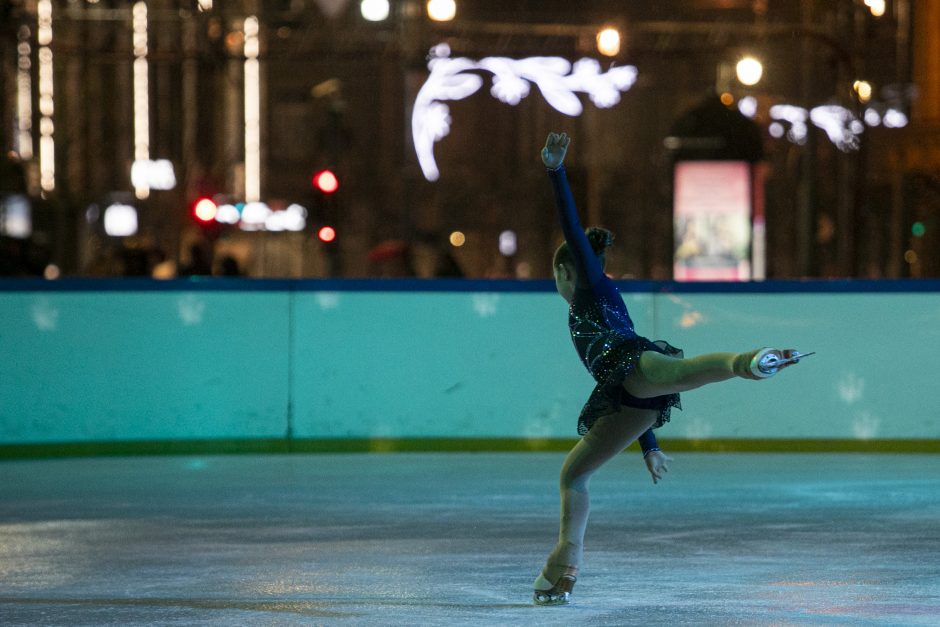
[413,44,638,181]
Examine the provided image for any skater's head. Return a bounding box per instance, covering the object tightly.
[553,227,614,302]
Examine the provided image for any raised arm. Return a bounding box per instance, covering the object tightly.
[542,133,607,288]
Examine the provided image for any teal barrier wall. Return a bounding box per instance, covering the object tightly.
[1,280,938,449]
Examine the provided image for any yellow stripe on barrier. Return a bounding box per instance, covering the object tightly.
[1,438,939,459]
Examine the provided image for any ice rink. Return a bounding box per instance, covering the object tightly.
[1,452,939,626]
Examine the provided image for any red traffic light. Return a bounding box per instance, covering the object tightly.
[193,198,218,222]
[318,226,336,243]
[312,169,339,194]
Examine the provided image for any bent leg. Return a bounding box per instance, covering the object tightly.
[623,350,739,399]
[540,406,659,583]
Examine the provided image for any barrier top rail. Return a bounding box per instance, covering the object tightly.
[3,277,940,294]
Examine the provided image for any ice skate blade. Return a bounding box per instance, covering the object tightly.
[533,590,571,605]
[758,350,816,375]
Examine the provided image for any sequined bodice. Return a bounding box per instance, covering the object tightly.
[569,282,638,380]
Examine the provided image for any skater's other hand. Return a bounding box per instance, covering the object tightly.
[542,132,570,170]
[644,450,673,485]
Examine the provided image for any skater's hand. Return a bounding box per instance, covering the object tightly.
[644,450,673,485]
[542,132,570,170]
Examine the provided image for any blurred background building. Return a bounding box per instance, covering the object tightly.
[0,0,937,279]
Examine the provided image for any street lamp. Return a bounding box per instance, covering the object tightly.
[427,0,456,22]
[736,56,763,86]
[360,0,390,22]
[596,27,621,57]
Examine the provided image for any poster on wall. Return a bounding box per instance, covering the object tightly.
[673,161,754,282]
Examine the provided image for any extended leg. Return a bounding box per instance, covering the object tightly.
[624,348,790,399]
[535,406,659,604]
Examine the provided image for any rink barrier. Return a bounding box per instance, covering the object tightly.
[3,277,940,457]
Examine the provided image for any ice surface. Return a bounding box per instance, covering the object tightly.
[1,452,939,626]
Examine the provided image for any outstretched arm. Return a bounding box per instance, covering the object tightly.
[542,133,606,288]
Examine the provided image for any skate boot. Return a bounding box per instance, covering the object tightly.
[735,348,813,379]
[533,565,578,605]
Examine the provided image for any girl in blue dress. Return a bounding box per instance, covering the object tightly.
[534,132,806,605]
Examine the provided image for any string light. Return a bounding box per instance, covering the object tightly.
[38,0,54,193]
[132,2,150,199]
[15,26,33,160]
[244,16,261,203]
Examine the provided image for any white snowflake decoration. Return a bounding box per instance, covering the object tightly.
[413,44,638,181]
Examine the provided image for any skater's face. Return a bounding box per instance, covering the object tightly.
[554,262,576,303]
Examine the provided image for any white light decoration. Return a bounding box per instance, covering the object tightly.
[263,204,307,232]
[244,16,262,203]
[38,0,55,193]
[360,0,389,21]
[769,104,809,144]
[809,105,863,152]
[239,201,270,231]
[499,230,517,256]
[103,203,139,237]
[883,108,909,128]
[735,56,763,86]
[197,0,213,11]
[283,204,308,231]
[0,195,32,239]
[215,204,241,224]
[427,0,456,22]
[766,101,904,151]
[413,45,638,181]
[130,159,176,191]
[596,28,621,57]
[768,122,785,138]
[15,26,33,160]
[132,2,150,199]
[737,95,758,118]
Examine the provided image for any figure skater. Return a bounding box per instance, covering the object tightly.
[533,132,809,605]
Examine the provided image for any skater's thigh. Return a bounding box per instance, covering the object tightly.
[624,350,687,398]
[565,407,659,481]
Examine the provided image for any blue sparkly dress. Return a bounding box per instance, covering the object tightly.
[549,166,682,446]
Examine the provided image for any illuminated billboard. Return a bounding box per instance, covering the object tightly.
[673,161,763,282]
